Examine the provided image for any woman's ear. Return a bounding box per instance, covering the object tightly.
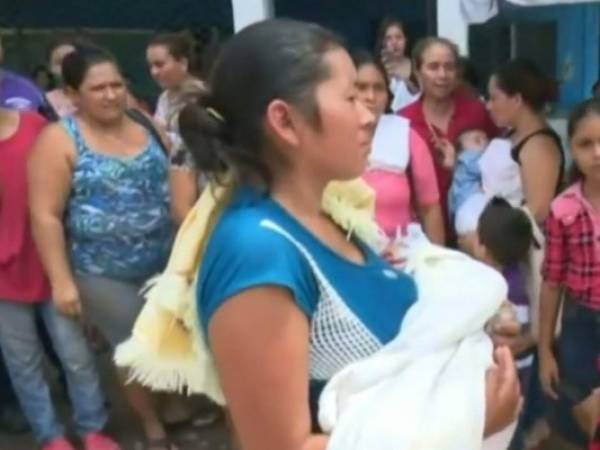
[264,99,303,150]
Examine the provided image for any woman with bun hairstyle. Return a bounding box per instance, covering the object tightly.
[455,59,565,250]
[178,18,521,450]
[487,58,564,223]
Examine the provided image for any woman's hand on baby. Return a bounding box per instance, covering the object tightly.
[425,121,456,169]
[490,317,523,354]
[434,138,456,169]
[484,346,522,437]
[381,241,406,268]
[487,302,522,354]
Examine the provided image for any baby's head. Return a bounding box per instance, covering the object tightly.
[474,197,533,269]
[456,128,489,153]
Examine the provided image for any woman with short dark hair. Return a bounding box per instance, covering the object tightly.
[29,44,175,450]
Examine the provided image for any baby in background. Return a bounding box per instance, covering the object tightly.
[444,127,490,221]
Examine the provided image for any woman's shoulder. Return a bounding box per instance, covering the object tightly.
[516,128,563,161]
[524,128,562,149]
[199,190,319,327]
[35,118,72,147]
[207,191,304,258]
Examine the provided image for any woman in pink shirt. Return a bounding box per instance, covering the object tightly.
[353,51,444,244]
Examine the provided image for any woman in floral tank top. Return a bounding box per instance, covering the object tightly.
[29,45,177,450]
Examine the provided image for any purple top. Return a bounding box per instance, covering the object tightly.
[503,264,529,307]
[0,69,46,111]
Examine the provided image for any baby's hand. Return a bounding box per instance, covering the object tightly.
[486,301,520,337]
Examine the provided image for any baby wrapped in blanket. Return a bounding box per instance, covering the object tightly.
[319,225,518,450]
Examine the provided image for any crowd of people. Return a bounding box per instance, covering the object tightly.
[0,15,598,450]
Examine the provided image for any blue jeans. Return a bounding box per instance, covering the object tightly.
[0,300,108,444]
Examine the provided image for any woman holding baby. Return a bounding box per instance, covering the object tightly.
[399,37,498,241]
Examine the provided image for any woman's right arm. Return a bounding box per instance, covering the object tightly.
[519,135,562,223]
[28,124,80,316]
[409,130,446,244]
[169,168,199,224]
[209,285,328,450]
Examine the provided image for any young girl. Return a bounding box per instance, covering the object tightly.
[539,98,600,449]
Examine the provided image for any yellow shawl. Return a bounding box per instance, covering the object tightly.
[114,176,384,405]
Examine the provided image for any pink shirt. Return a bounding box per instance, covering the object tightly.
[363,130,440,237]
[0,112,50,302]
[542,183,600,309]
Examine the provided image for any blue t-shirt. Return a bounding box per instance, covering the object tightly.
[198,186,417,381]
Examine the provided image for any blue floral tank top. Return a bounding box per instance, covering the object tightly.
[63,116,173,281]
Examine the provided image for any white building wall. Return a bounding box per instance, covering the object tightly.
[437,0,470,54]
[231,0,274,32]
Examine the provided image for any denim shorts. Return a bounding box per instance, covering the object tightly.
[548,297,600,445]
[557,298,600,406]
